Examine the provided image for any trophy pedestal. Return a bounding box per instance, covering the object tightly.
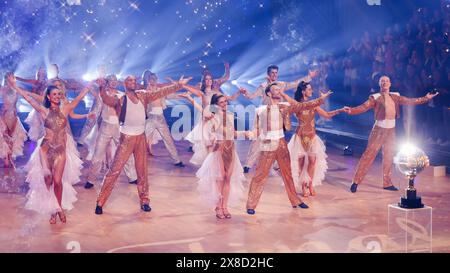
[388,204,432,252]
[399,188,424,208]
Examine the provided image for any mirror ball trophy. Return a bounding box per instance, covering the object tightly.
[394,144,429,209]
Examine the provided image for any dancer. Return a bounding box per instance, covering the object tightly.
[140,70,185,167]
[0,73,27,168]
[95,75,191,214]
[84,75,138,189]
[245,82,331,215]
[195,62,230,92]
[15,78,92,191]
[183,72,240,165]
[180,92,248,219]
[344,76,438,192]
[241,65,319,173]
[280,81,345,196]
[7,74,93,224]
[77,82,102,155]
[78,65,109,152]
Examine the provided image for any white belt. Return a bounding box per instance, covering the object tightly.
[375,119,396,129]
[148,107,163,115]
[102,116,119,125]
[259,129,284,140]
[120,125,145,136]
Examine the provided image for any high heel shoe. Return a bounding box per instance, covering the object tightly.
[222,207,232,219]
[57,211,66,223]
[308,181,316,196]
[301,182,309,197]
[49,213,57,224]
[215,207,225,219]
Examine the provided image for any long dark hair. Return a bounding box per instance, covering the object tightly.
[210,93,224,105]
[294,81,310,102]
[43,85,60,108]
[200,72,213,93]
[141,70,155,88]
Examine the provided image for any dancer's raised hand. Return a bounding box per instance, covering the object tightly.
[319,90,332,100]
[426,92,439,100]
[178,75,193,86]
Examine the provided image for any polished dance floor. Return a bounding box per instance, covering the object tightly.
[0,139,449,253]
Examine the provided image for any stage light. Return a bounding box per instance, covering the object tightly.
[83,73,95,81]
[231,80,238,86]
[247,79,253,84]
[399,143,418,157]
[343,145,353,156]
[47,65,58,79]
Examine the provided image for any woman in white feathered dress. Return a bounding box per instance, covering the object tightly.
[7,74,93,224]
[0,73,27,168]
[180,92,248,219]
[281,81,345,196]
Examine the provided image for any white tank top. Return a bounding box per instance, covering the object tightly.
[120,95,146,135]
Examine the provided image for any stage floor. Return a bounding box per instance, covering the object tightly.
[0,140,449,253]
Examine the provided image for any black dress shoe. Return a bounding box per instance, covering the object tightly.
[141,204,152,212]
[350,182,358,193]
[243,167,250,173]
[383,185,399,191]
[129,180,138,184]
[84,181,94,189]
[174,161,185,167]
[246,209,255,215]
[95,204,103,215]
[298,202,309,209]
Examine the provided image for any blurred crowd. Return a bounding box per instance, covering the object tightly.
[310,1,450,146]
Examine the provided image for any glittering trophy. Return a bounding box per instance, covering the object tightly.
[394,144,430,209]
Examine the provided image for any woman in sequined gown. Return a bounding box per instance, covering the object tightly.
[180,93,247,219]
[281,81,345,197]
[7,74,92,224]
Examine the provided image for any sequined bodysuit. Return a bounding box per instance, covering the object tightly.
[293,107,316,152]
[41,107,68,163]
[208,111,236,175]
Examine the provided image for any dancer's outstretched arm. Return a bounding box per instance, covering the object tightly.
[214,62,230,87]
[15,76,39,86]
[178,92,214,120]
[226,88,242,101]
[69,111,96,120]
[316,107,346,119]
[283,69,319,91]
[344,97,375,115]
[397,92,437,105]
[242,84,264,100]
[7,74,46,116]
[67,83,94,111]
[145,76,191,103]
[181,84,204,98]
